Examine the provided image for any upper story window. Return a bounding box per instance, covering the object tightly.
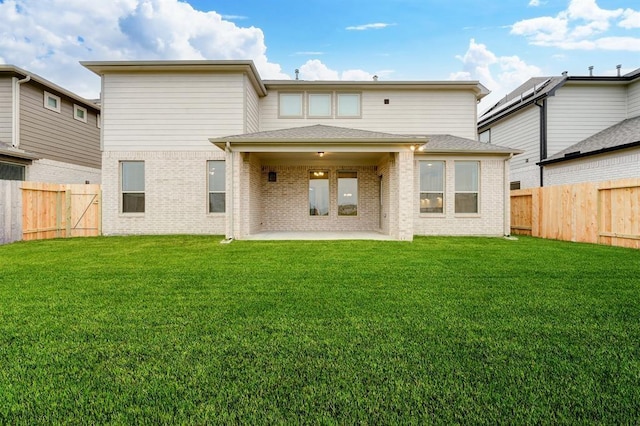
[73,104,88,123]
[479,129,491,143]
[44,91,61,113]
[279,93,303,117]
[308,93,332,117]
[279,91,362,119]
[337,93,361,117]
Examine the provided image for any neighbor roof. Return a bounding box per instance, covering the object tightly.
[540,116,640,165]
[0,65,100,111]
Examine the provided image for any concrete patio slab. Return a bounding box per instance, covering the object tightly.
[241,231,394,241]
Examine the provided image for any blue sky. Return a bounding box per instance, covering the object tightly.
[0,0,639,111]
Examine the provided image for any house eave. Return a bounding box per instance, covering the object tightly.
[210,138,428,152]
[81,60,268,97]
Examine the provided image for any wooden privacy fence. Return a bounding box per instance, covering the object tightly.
[21,182,101,241]
[511,178,640,249]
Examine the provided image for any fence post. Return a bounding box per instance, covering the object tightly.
[65,189,72,238]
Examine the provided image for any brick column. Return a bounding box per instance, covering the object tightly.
[397,151,414,241]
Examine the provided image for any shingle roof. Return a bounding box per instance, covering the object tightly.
[541,116,640,164]
[210,124,522,154]
[210,124,425,143]
[422,134,523,154]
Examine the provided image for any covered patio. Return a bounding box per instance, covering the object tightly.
[210,125,427,241]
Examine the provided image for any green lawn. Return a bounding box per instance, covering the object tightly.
[1,236,639,424]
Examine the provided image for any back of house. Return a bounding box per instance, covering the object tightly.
[84,60,520,240]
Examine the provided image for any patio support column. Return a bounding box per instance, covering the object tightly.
[396,151,414,241]
[224,143,234,239]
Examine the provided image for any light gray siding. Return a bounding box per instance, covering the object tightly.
[628,80,640,118]
[245,74,260,133]
[259,89,478,140]
[0,77,13,144]
[546,84,627,157]
[103,73,246,151]
[19,82,100,168]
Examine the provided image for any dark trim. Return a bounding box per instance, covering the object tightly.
[538,141,640,165]
[0,155,33,165]
[535,99,547,187]
[478,94,547,129]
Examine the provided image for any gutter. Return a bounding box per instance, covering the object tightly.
[538,141,640,166]
[12,74,31,147]
[534,99,547,187]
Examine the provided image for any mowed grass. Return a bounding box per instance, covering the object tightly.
[1,236,639,424]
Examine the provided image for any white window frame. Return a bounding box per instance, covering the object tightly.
[120,161,145,214]
[207,160,226,214]
[336,93,361,118]
[419,161,445,214]
[279,93,304,118]
[308,93,332,118]
[73,104,88,123]
[337,171,358,216]
[44,91,61,113]
[454,161,480,215]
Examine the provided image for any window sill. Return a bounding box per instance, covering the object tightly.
[419,213,446,218]
[454,213,481,218]
[119,213,145,217]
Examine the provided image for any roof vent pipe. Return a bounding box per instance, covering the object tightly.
[295,69,299,80]
[588,66,594,76]
[561,71,568,77]
[373,75,378,81]
[616,64,622,77]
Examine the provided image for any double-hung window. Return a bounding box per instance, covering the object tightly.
[455,161,479,214]
[208,160,225,213]
[420,161,444,213]
[308,93,332,117]
[121,161,145,213]
[0,161,26,181]
[337,93,361,117]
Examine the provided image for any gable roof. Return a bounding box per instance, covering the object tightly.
[210,124,521,155]
[539,116,640,165]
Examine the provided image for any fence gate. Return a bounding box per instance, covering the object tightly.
[22,182,101,241]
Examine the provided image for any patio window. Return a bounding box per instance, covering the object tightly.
[338,171,358,216]
[309,171,329,216]
[208,160,225,213]
[121,161,145,213]
[419,161,444,213]
[455,161,479,214]
[279,93,303,117]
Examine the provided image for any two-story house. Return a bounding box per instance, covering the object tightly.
[0,65,101,183]
[478,68,640,189]
[83,60,520,241]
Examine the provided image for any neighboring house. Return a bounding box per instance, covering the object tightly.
[83,60,520,241]
[0,65,101,183]
[478,68,640,189]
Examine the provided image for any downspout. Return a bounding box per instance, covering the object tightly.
[12,75,31,147]
[534,98,547,187]
[226,141,234,240]
[504,153,514,237]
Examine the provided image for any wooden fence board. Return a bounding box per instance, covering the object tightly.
[511,178,640,249]
[21,182,101,241]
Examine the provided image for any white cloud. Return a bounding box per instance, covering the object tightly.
[0,0,288,98]
[528,0,542,6]
[345,23,394,31]
[620,9,640,28]
[511,0,640,51]
[451,39,542,113]
[298,59,378,81]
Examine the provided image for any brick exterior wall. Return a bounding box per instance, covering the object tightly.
[28,158,101,184]
[247,165,381,234]
[413,157,508,236]
[102,151,226,236]
[544,148,640,186]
